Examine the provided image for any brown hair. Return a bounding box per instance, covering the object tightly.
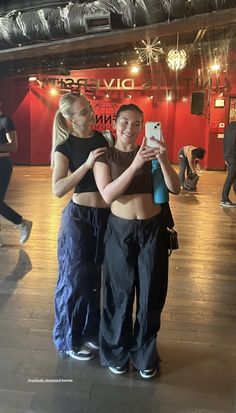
[115,104,144,122]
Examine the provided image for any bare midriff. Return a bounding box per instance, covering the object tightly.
[111,193,161,220]
[73,192,108,208]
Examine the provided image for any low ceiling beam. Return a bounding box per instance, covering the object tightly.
[0,7,236,62]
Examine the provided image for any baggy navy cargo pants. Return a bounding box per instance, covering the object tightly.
[99,212,169,371]
[53,201,110,352]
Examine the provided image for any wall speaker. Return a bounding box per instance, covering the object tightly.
[191,91,205,115]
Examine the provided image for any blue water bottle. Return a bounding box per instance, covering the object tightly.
[151,160,169,204]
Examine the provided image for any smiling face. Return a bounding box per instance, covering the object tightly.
[115,108,143,149]
[71,95,94,132]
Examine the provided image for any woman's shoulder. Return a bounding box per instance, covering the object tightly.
[56,135,72,147]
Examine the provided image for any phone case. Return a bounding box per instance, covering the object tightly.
[145,121,162,147]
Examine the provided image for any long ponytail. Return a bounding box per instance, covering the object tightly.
[50,92,80,167]
[51,110,69,166]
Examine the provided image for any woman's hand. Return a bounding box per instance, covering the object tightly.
[131,138,156,172]
[147,137,167,162]
[85,147,107,169]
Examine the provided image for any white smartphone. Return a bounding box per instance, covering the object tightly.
[145,121,162,147]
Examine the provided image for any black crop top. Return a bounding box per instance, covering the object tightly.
[0,115,15,145]
[55,131,109,194]
[96,146,153,195]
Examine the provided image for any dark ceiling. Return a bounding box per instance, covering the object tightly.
[0,0,236,77]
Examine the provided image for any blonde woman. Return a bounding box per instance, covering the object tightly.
[94,104,180,379]
[51,93,110,361]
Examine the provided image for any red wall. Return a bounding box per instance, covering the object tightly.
[173,98,207,163]
[1,65,236,169]
[29,89,57,164]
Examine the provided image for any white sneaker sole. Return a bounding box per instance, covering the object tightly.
[140,369,157,379]
[108,366,126,375]
[66,350,94,361]
[86,342,99,350]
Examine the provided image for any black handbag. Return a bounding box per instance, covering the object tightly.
[167,227,179,256]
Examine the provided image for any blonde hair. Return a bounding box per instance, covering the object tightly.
[51,92,80,166]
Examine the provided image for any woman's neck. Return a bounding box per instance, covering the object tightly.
[71,126,93,138]
[115,141,137,152]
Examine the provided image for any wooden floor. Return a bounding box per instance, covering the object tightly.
[0,166,236,413]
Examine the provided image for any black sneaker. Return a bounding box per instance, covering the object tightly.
[64,348,94,361]
[220,201,236,208]
[140,368,157,379]
[108,366,126,375]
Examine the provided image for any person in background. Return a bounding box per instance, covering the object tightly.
[0,101,32,246]
[51,92,110,361]
[93,103,180,379]
[178,145,206,190]
[220,121,236,207]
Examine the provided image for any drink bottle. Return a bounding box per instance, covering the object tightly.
[151,160,169,204]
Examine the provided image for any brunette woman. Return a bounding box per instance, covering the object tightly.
[94,104,180,378]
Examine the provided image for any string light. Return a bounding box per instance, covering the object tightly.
[167,34,187,71]
[211,52,220,71]
[135,37,164,65]
[211,62,220,71]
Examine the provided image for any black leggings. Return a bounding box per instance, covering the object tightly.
[99,212,169,371]
[221,163,236,202]
[0,157,22,225]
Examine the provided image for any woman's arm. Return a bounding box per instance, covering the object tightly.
[186,147,197,173]
[0,130,18,152]
[52,147,106,198]
[94,139,156,204]
[93,161,136,205]
[159,157,181,194]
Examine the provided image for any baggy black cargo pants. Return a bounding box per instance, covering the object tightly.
[99,212,169,371]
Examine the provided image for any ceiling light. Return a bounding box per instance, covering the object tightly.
[135,37,164,66]
[166,92,172,102]
[130,66,140,74]
[211,63,220,71]
[49,88,58,96]
[167,34,187,71]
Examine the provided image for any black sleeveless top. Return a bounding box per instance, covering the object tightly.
[55,131,109,194]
